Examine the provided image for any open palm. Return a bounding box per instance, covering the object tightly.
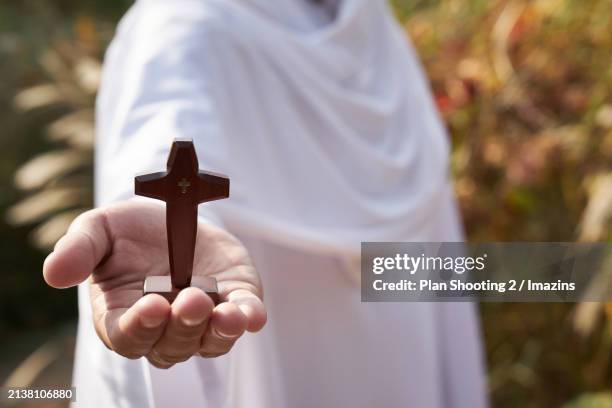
[43,201,266,368]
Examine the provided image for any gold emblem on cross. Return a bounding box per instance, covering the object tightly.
[178,178,191,194]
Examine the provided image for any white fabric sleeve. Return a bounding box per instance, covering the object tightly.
[73,5,230,407]
[95,1,228,228]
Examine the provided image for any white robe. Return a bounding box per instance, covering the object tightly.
[75,0,487,406]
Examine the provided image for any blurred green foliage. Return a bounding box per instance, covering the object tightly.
[0,0,123,346]
[400,1,611,406]
[1,0,611,406]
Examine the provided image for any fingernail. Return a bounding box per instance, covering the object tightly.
[181,315,206,327]
[237,304,254,317]
[212,326,239,340]
[141,315,164,328]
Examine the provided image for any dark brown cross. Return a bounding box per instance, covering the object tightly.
[134,139,229,303]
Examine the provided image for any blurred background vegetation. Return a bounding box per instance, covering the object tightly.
[0,0,610,407]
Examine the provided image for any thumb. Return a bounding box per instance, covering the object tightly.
[43,209,112,288]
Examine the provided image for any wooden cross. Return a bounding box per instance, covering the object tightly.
[135,139,229,303]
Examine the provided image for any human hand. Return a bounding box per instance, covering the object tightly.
[43,201,266,368]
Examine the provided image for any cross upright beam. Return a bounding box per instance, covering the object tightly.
[135,139,229,302]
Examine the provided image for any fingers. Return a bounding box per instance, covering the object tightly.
[147,288,214,368]
[43,209,112,288]
[105,294,171,359]
[199,302,248,358]
[226,289,267,332]
[139,287,266,367]
[197,287,266,358]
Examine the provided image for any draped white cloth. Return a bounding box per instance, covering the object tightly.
[74,0,487,406]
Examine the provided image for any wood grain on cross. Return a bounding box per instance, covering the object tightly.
[135,139,229,302]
